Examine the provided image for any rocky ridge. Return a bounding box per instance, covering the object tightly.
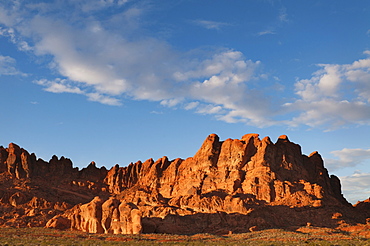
[0,134,369,234]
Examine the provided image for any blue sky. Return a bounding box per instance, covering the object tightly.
[0,0,370,204]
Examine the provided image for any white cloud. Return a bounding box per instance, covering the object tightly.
[35,78,121,106]
[325,148,370,171]
[256,7,288,37]
[258,30,276,36]
[0,27,33,51]
[86,92,121,106]
[278,7,288,23]
[294,64,342,101]
[0,55,22,76]
[192,19,229,30]
[340,172,370,204]
[285,54,370,129]
[67,0,128,12]
[184,102,199,110]
[182,51,276,126]
[285,99,370,129]
[35,79,84,94]
[160,98,182,107]
[150,111,163,115]
[1,1,370,129]
[363,50,370,55]
[175,51,259,82]
[195,104,224,115]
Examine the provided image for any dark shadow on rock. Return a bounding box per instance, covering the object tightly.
[141,204,365,235]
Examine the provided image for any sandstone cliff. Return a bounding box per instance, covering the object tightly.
[0,134,368,234]
[103,134,349,207]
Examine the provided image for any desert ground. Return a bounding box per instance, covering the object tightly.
[0,226,369,246]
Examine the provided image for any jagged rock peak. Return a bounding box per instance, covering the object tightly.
[277,134,290,142]
[241,133,260,140]
[3,133,370,235]
[205,133,293,145]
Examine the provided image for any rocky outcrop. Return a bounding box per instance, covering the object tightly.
[104,134,348,208]
[355,198,370,219]
[0,133,368,234]
[47,197,142,234]
[0,143,108,182]
[0,142,110,228]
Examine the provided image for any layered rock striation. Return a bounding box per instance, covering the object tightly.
[0,133,368,234]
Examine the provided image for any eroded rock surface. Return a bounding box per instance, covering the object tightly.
[47,197,142,234]
[0,134,369,234]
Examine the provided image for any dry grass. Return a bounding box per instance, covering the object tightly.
[0,227,368,245]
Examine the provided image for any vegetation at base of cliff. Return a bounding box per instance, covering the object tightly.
[0,227,369,246]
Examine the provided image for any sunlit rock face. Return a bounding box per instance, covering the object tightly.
[0,134,367,234]
[104,133,348,208]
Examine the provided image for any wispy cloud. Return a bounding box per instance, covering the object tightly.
[35,79,121,106]
[257,7,288,36]
[35,79,84,94]
[86,92,121,106]
[160,98,182,108]
[325,148,370,171]
[77,0,129,12]
[0,55,24,76]
[150,111,163,115]
[0,27,32,51]
[196,104,224,115]
[192,19,229,30]
[184,101,199,110]
[278,7,289,23]
[257,30,276,36]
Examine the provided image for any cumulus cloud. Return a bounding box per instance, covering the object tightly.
[325,148,370,171]
[285,52,370,129]
[340,172,370,203]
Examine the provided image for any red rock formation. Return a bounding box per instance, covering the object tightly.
[47,197,142,234]
[354,198,370,219]
[103,133,348,208]
[0,134,368,234]
[0,142,109,228]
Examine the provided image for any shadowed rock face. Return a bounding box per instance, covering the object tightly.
[0,134,368,234]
